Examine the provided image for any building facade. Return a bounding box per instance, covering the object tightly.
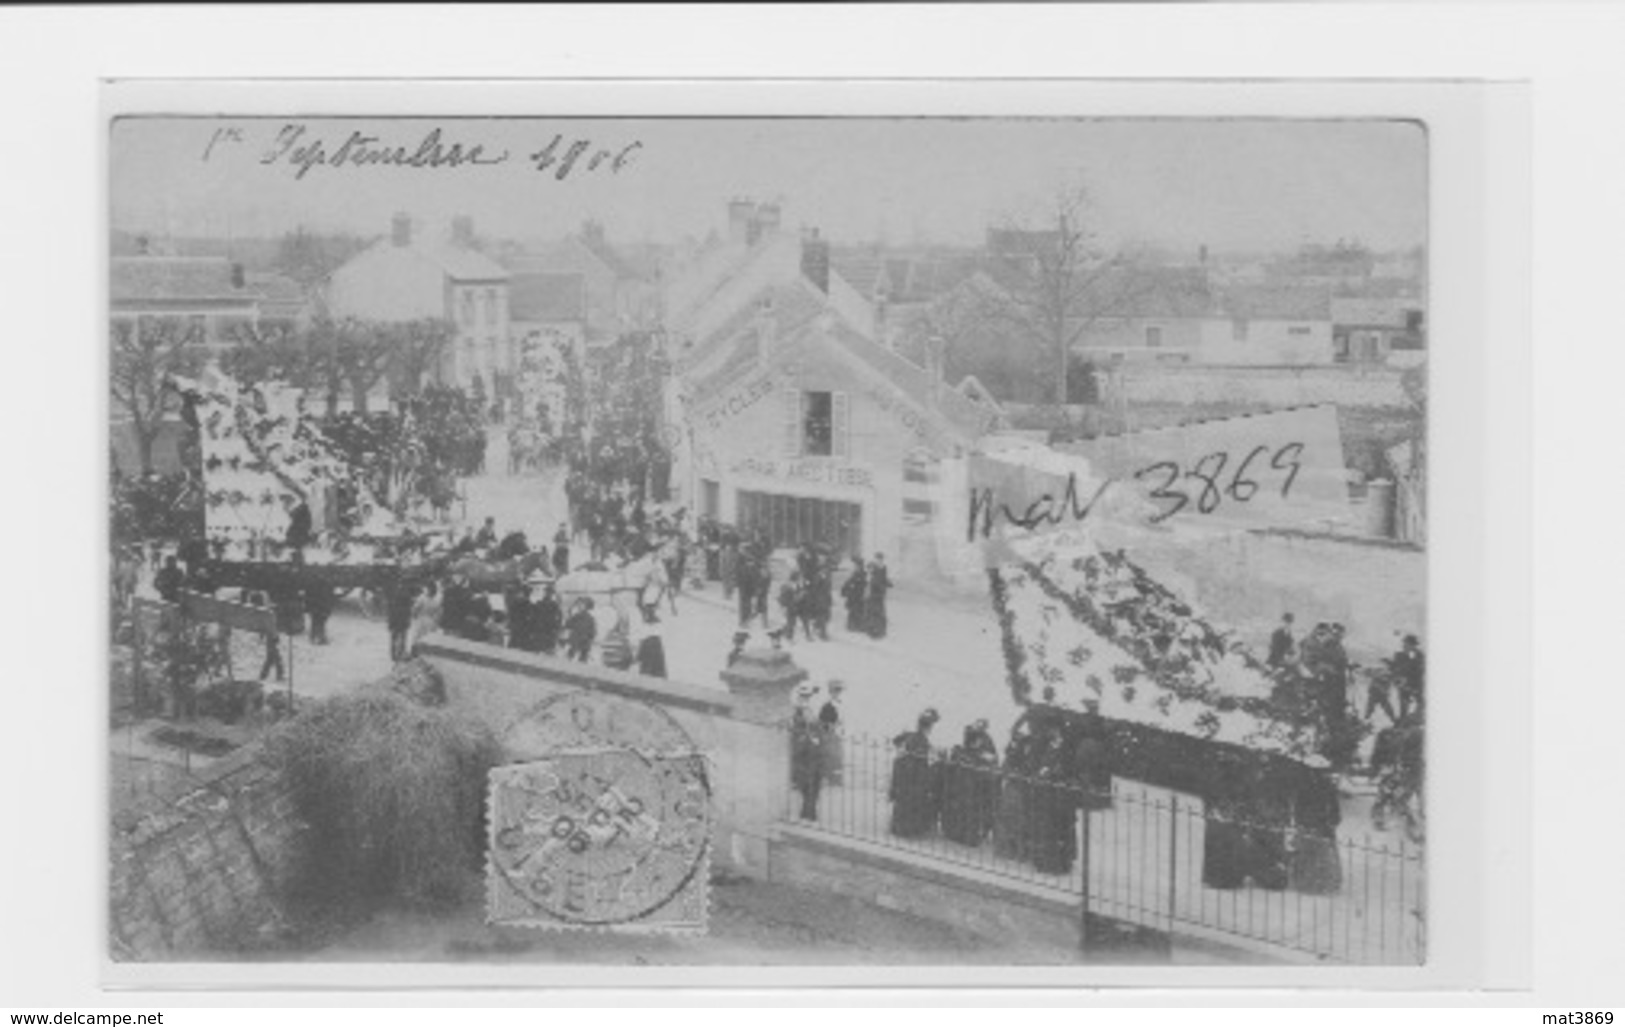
[324,213,510,389]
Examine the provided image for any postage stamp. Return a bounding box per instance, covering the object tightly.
[487,690,712,933]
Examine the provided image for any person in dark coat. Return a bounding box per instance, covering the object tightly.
[251,591,285,682]
[865,554,891,639]
[534,584,563,654]
[777,574,803,645]
[564,599,597,662]
[1267,612,1296,670]
[636,632,668,678]
[283,495,313,552]
[1392,634,1425,720]
[888,708,941,839]
[840,558,867,633]
[473,516,498,552]
[506,586,536,652]
[440,574,471,637]
[304,579,335,645]
[386,583,416,662]
[154,556,186,604]
[551,524,571,576]
[790,691,826,821]
[726,630,749,667]
[1028,731,1082,875]
[940,719,1000,847]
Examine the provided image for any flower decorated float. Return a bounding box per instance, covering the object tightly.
[976,444,1347,893]
[172,369,454,594]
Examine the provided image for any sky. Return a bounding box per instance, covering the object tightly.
[110,117,1426,253]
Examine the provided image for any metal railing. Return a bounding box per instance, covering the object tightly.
[783,727,1424,965]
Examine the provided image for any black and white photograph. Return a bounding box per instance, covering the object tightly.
[105,105,1431,971]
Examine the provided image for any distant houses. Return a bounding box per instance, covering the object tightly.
[325,213,510,390]
[110,255,311,348]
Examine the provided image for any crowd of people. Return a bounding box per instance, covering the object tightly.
[789,687,1114,879]
[1265,612,1426,768]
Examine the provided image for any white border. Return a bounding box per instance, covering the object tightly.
[92,78,1523,995]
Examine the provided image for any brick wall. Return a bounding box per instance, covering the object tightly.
[108,745,306,960]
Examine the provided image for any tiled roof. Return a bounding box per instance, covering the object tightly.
[1217,284,1332,322]
[419,243,509,282]
[244,272,308,319]
[510,272,587,323]
[820,318,1003,440]
[110,257,256,305]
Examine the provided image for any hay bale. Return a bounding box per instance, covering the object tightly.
[271,690,499,913]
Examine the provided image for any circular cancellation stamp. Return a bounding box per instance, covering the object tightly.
[487,689,713,933]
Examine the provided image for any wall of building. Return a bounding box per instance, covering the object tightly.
[1196,319,1335,365]
[1128,528,1426,661]
[109,746,306,960]
[1076,317,1205,360]
[686,339,969,566]
[1110,363,1410,409]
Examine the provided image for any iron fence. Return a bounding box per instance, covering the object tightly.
[783,726,1424,965]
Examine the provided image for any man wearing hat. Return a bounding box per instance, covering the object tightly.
[1392,634,1425,720]
[790,684,826,821]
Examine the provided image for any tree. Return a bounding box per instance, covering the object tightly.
[274,227,367,292]
[219,321,312,391]
[981,185,1149,416]
[387,318,457,401]
[110,316,206,472]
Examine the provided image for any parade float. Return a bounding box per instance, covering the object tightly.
[973,428,1353,892]
[172,369,456,596]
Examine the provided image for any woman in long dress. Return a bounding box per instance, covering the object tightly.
[940,720,1000,847]
[888,708,941,839]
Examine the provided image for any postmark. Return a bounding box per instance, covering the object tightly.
[487,690,712,933]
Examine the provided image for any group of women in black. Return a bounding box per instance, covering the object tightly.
[887,699,1112,877]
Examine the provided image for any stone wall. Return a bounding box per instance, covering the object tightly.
[415,636,789,878]
[108,745,305,960]
[1113,364,1411,409]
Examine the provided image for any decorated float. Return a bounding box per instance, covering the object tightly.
[172,369,455,595]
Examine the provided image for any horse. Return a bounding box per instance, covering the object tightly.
[447,550,554,593]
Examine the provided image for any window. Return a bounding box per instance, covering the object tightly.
[903,450,939,484]
[459,291,475,326]
[784,389,849,458]
[1144,324,1164,348]
[802,391,834,457]
[902,498,937,526]
[483,288,498,326]
[1232,318,1250,342]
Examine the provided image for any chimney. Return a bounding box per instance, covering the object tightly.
[452,215,475,248]
[391,212,412,248]
[800,227,830,295]
[728,198,756,245]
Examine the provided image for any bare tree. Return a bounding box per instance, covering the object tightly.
[982,185,1143,416]
[110,316,205,472]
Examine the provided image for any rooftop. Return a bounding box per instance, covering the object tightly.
[509,272,588,323]
[110,256,257,305]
